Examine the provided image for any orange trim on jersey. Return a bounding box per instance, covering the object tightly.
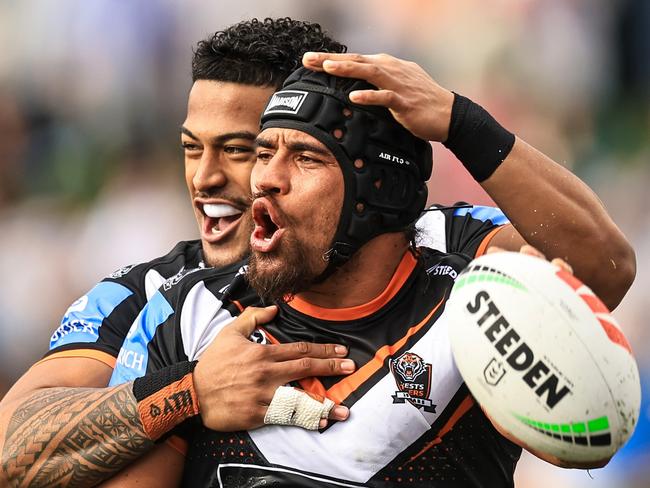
[231,300,245,313]
[475,225,507,257]
[165,435,188,456]
[259,327,329,399]
[287,252,418,321]
[325,295,446,404]
[34,349,116,369]
[406,394,475,463]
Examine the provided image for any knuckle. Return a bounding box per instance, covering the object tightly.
[248,344,267,361]
[299,357,312,370]
[328,359,338,373]
[322,343,334,357]
[294,341,310,354]
[250,368,266,385]
[352,53,364,62]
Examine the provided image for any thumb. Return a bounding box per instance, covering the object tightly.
[223,305,278,338]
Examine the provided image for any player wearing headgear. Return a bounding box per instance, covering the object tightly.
[0,18,358,488]
[105,62,634,487]
[0,21,521,488]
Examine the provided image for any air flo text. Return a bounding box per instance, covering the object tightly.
[467,290,571,409]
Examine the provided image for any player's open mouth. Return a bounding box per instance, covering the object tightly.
[250,199,285,253]
[198,201,245,244]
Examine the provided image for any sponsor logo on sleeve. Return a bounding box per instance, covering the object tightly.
[116,347,145,372]
[109,264,135,279]
[50,320,97,343]
[163,266,202,291]
[390,351,437,413]
[64,295,89,316]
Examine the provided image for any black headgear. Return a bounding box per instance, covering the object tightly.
[260,67,432,276]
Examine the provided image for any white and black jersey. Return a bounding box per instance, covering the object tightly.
[111,205,518,487]
[44,240,204,368]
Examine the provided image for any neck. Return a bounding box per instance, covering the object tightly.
[296,233,410,308]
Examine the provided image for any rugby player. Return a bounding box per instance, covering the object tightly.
[0,18,356,488]
[2,33,635,488]
[0,20,542,488]
[102,62,635,486]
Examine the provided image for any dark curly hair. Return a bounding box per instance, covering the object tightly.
[192,17,346,87]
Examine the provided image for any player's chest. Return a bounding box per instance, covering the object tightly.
[186,308,465,486]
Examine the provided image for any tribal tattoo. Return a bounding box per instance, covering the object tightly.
[2,384,154,487]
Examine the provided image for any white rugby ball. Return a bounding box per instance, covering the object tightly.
[446,252,640,463]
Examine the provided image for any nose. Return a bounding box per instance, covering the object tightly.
[193,151,227,195]
[253,152,290,196]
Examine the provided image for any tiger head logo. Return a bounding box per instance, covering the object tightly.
[393,352,426,382]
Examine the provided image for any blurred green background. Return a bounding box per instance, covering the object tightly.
[0,1,647,486]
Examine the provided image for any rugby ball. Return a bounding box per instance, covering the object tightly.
[446,252,640,463]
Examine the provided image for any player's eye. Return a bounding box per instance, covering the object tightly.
[224,145,253,155]
[255,150,273,162]
[181,141,201,152]
[297,154,322,165]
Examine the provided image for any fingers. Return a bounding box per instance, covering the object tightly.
[519,244,573,273]
[303,52,377,70]
[279,357,356,382]
[486,245,506,254]
[552,257,574,274]
[267,340,348,361]
[320,405,350,429]
[304,52,395,87]
[349,89,406,111]
[221,305,278,338]
[519,244,546,259]
[487,244,574,274]
[322,59,390,90]
[263,386,350,430]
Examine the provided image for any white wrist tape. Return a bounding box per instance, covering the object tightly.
[264,386,335,430]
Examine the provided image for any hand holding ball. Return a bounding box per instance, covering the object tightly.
[446,252,640,464]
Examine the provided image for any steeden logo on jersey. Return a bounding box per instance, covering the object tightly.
[390,351,437,413]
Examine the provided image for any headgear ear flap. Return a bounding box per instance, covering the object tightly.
[260,67,432,277]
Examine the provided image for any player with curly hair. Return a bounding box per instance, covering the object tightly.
[0,18,350,488]
[0,17,635,488]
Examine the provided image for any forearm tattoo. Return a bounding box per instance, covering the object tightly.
[2,384,154,487]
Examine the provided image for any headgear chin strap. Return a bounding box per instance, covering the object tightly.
[260,67,433,279]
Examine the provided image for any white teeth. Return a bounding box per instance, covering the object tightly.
[203,204,242,218]
[264,237,271,242]
[211,226,221,234]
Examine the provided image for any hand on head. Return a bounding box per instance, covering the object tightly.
[302,51,455,142]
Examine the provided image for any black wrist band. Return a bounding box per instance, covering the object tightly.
[443,93,515,182]
[132,360,198,401]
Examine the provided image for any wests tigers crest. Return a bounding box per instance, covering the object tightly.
[390,351,437,413]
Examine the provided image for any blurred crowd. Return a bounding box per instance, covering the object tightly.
[0,0,647,486]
